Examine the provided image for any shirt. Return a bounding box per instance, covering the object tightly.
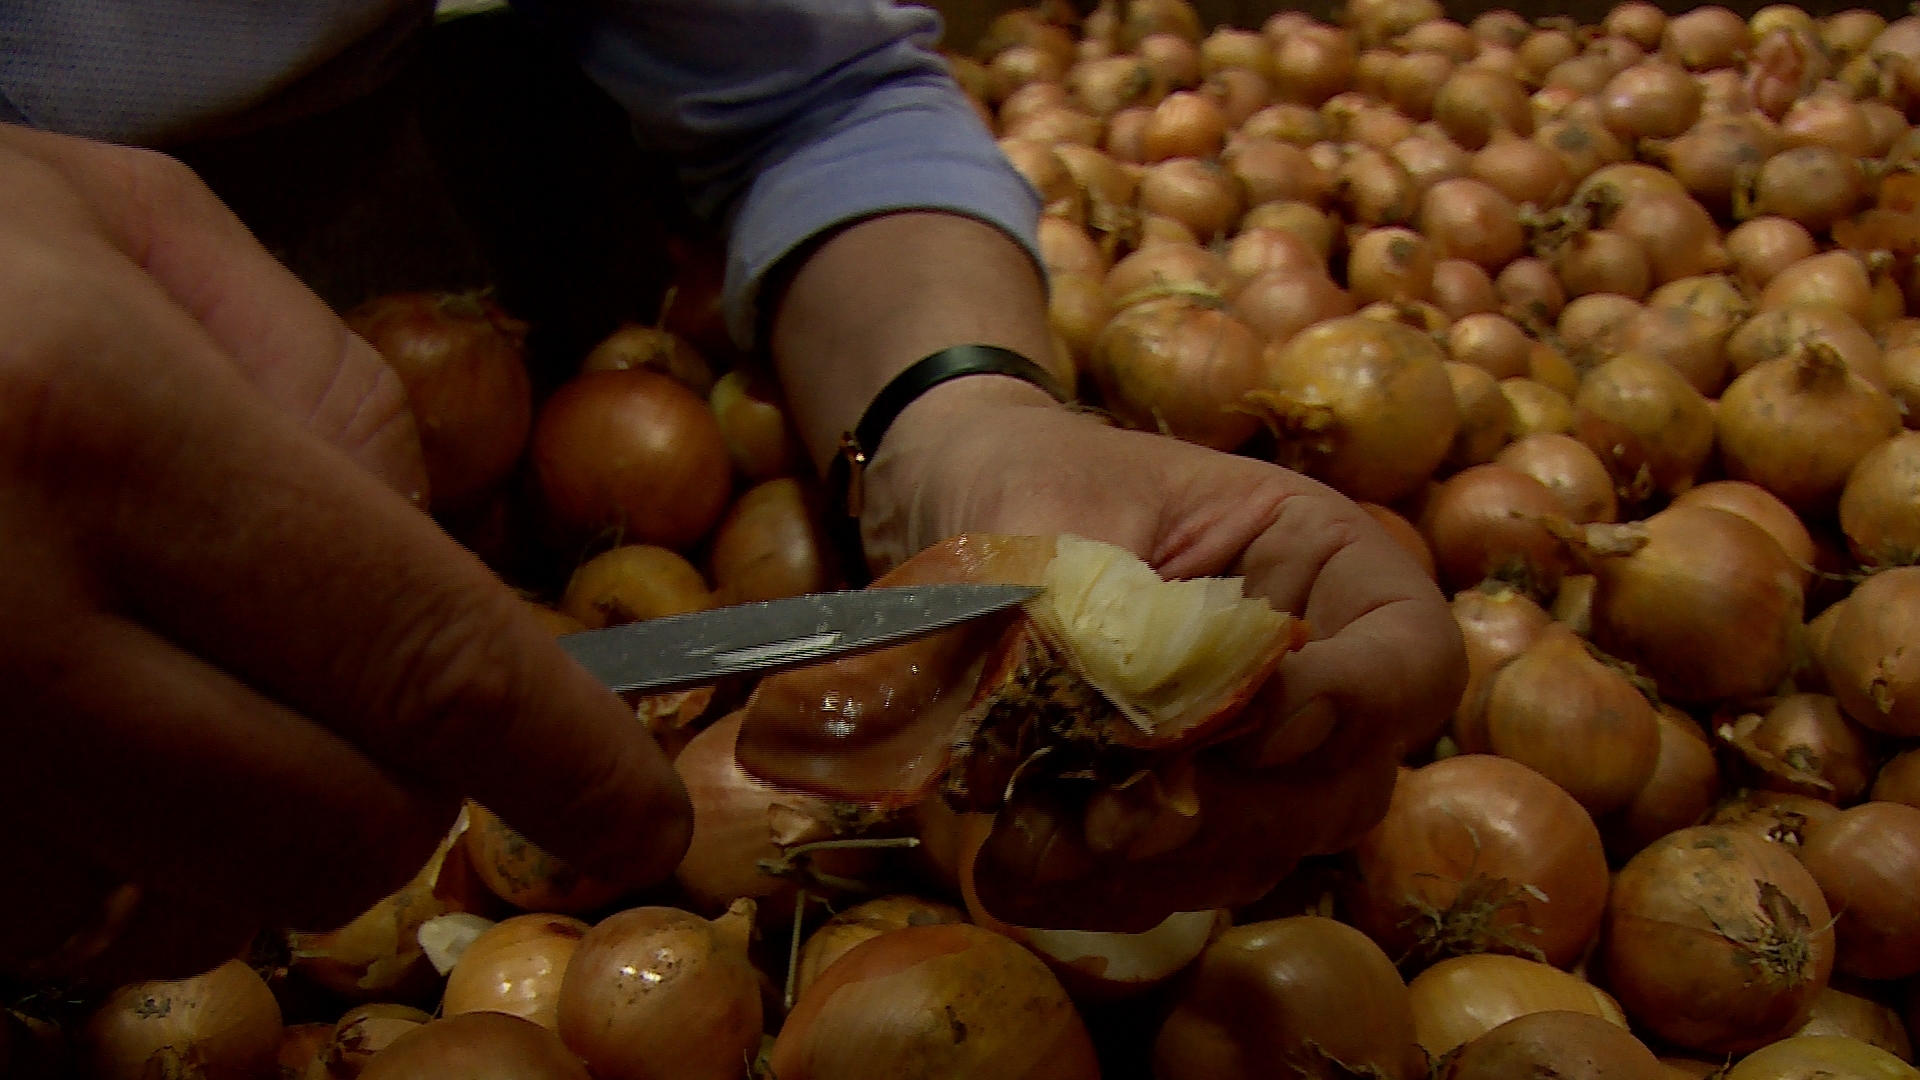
[0,0,1042,343]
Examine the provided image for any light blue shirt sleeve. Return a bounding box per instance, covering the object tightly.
[504,0,1044,346]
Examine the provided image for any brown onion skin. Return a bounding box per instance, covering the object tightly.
[1875,749,1920,808]
[793,895,967,999]
[772,924,1099,1080]
[533,369,733,549]
[1093,297,1264,451]
[1605,826,1836,1055]
[1761,253,1876,328]
[1553,231,1652,301]
[1656,115,1782,214]
[1536,120,1629,187]
[707,478,831,605]
[1721,694,1876,806]
[1824,567,1920,736]
[1588,505,1806,704]
[1447,313,1531,380]
[1420,179,1524,271]
[1800,802,1920,979]
[86,960,282,1080]
[1452,584,1553,752]
[1717,351,1903,514]
[1557,293,1644,366]
[1470,132,1572,210]
[1349,227,1436,306]
[1154,917,1420,1080]
[1495,259,1565,327]
[1231,268,1356,347]
[1433,69,1533,150]
[1663,7,1748,71]
[1222,139,1330,209]
[346,292,531,512]
[1349,755,1609,969]
[1497,434,1618,524]
[1142,91,1228,162]
[1672,481,1817,589]
[1605,192,1727,288]
[1443,363,1517,470]
[1251,315,1460,503]
[1574,352,1716,502]
[1840,431,1920,568]
[1138,158,1242,241]
[1105,243,1228,308]
[1443,1011,1663,1080]
[1602,60,1704,140]
[1333,146,1421,227]
[1421,465,1571,599]
[1600,706,1721,861]
[359,1013,591,1080]
[442,914,588,1031]
[1728,306,1886,389]
[1621,306,1731,396]
[1483,624,1662,814]
[1502,379,1574,438]
[1747,146,1866,233]
[1430,260,1500,321]
[1406,954,1627,1061]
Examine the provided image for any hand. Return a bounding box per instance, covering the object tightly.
[859,378,1466,931]
[0,126,690,982]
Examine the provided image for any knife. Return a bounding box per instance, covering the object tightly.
[557,583,1042,695]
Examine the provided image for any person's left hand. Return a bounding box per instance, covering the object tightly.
[854,378,1466,932]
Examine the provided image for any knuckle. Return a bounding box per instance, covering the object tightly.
[360,582,535,770]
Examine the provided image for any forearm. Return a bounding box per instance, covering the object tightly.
[769,211,1058,474]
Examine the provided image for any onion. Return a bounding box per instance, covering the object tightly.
[1444,1011,1662,1078]
[1497,434,1618,523]
[345,291,532,511]
[1451,584,1553,752]
[1488,258,1564,327]
[464,802,627,915]
[1105,243,1227,309]
[1051,275,1113,374]
[1473,10,1530,48]
[1825,10,1890,60]
[1332,145,1421,227]
[1717,348,1903,513]
[1604,192,1727,288]
[1247,316,1460,503]
[1420,464,1571,597]
[1240,200,1338,258]
[1552,232,1652,301]
[997,81,1069,129]
[1221,138,1330,209]
[1672,480,1817,589]
[1407,954,1627,1061]
[1155,916,1420,1080]
[1001,137,1088,224]
[1398,19,1477,61]
[559,544,712,630]
[1798,803,1920,980]
[1138,158,1241,241]
[1656,115,1783,213]
[1431,260,1500,320]
[1709,790,1843,852]
[1224,229,1326,292]
[1728,306,1886,388]
[1761,252,1877,327]
[1581,504,1805,702]
[1037,218,1105,280]
[1350,755,1608,968]
[1469,132,1571,209]
[1877,748,1920,808]
[1384,52,1456,121]
[84,965,280,1080]
[1517,29,1579,83]
[1663,7,1749,71]
[1141,91,1226,162]
[1270,24,1356,106]
[533,370,733,549]
[1718,695,1876,806]
[1069,56,1157,118]
[1600,61,1703,139]
[1447,314,1531,381]
[442,913,587,1030]
[1649,273,1751,339]
[555,902,761,1080]
[1725,1035,1920,1079]
[1600,705,1722,860]
[1502,379,1575,437]
[278,1024,333,1080]
[1748,28,1826,121]
[1348,107,1420,153]
[1551,573,1596,634]
[1240,103,1328,145]
[1607,2,1668,48]
[358,1013,590,1080]
[1139,31,1202,91]
[1573,352,1715,501]
[1841,432,1920,568]
[1004,104,1103,148]
[1203,68,1272,128]
[1447,363,1517,470]
[1621,306,1731,396]
[1744,146,1866,232]
[1391,132,1471,193]
[1824,567,1920,736]
[1781,96,1874,156]
[770,924,1100,1080]
[1861,100,1910,155]
[1421,179,1525,270]
[987,46,1066,104]
[708,479,829,603]
[793,895,966,1000]
[708,369,797,483]
[1536,120,1630,187]
[1348,227,1435,305]
[1092,295,1264,450]
[1604,825,1836,1054]
[1200,26,1270,77]
[328,1005,430,1078]
[1434,69,1533,150]
[1483,624,1661,812]
[1231,268,1355,347]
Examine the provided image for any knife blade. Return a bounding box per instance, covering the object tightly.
[557,583,1042,695]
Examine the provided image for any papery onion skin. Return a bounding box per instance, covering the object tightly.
[1599,705,1721,861]
[1451,585,1553,753]
[1406,953,1627,1061]
[358,1013,591,1080]
[86,961,282,1080]
[1793,984,1915,1058]
[1442,1010,1663,1080]
[328,1004,430,1078]
[1799,802,1920,980]
[1092,296,1265,451]
[1431,259,1501,321]
[1573,352,1716,503]
[442,913,588,1031]
[793,895,967,1000]
[1604,826,1836,1054]
[1420,179,1525,270]
[1840,431,1920,568]
[1441,365,1518,471]
[1348,755,1609,969]
[1708,790,1842,853]
[1419,464,1569,598]
[1154,917,1422,1080]
[1673,481,1817,592]
[1718,694,1875,806]
[560,544,713,630]
[1586,505,1806,704]
[707,478,833,605]
[1822,566,1920,737]
[1249,315,1460,504]
[770,924,1100,1080]
[1717,352,1903,514]
[1723,1035,1920,1080]
[1497,434,1619,524]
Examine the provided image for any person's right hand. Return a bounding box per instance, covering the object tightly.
[0,125,691,984]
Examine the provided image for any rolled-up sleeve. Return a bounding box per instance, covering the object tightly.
[506,0,1044,345]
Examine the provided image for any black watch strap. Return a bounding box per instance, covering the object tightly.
[825,344,1068,586]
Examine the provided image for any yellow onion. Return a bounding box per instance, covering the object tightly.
[1407,954,1627,1061]
[85,960,282,1080]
